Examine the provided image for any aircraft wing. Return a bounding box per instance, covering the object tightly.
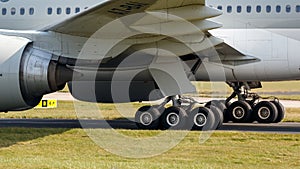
[44,0,220,37]
[44,0,258,64]
[43,0,228,60]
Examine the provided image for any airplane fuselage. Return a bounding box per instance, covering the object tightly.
[0,0,300,81]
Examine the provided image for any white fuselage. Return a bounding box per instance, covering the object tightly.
[206,0,300,81]
[0,0,300,81]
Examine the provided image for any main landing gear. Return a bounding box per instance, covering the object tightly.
[135,96,224,130]
[135,82,285,130]
[224,82,285,124]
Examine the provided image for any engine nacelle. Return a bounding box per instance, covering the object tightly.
[0,35,70,111]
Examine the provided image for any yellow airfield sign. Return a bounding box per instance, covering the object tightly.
[35,99,57,109]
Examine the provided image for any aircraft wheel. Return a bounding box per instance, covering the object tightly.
[223,100,231,123]
[271,101,285,123]
[253,101,278,123]
[161,106,187,130]
[135,106,161,130]
[227,101,252,123]
[205,100,227,111]
[205,100,227,123]
[210,106,224,129]
[188,107,216,131]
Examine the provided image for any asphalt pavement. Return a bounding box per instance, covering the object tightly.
[0,118,299,134]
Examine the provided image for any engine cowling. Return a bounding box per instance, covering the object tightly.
[0,35,71,112]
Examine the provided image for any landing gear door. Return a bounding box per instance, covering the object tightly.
[149,55,196,96]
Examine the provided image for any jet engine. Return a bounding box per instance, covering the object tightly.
[0,35,72,112]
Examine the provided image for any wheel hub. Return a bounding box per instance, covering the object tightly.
[140,112,153,126]
[166,112,180,126]
[194,113,207,127]
[258,107,271,120]
[232,106,245,119]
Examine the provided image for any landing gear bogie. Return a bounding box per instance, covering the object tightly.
[135,81,286,130]
[225,82,285,124]
[134,96,222,130]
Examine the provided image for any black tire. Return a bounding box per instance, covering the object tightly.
[246,100,256,108]
[205,100,227,123]
[223,101,231,123]
[253,101,278,123]
[271,101,285,123]
[210,106,224,129]
[135,106,161,130]
[188,107,216,131]
[161,106,187,130]
[205,100,227,113]
[227,101,252,123]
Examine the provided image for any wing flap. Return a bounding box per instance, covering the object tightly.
[132,19,221,34]
[132,36,223,57]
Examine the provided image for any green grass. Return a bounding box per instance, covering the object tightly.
[284,108,300,122]
[258,81,300,92]
[1,101,300,122]
[0,128,299,169]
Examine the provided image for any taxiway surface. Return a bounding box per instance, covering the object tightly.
[0,119,299,134]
